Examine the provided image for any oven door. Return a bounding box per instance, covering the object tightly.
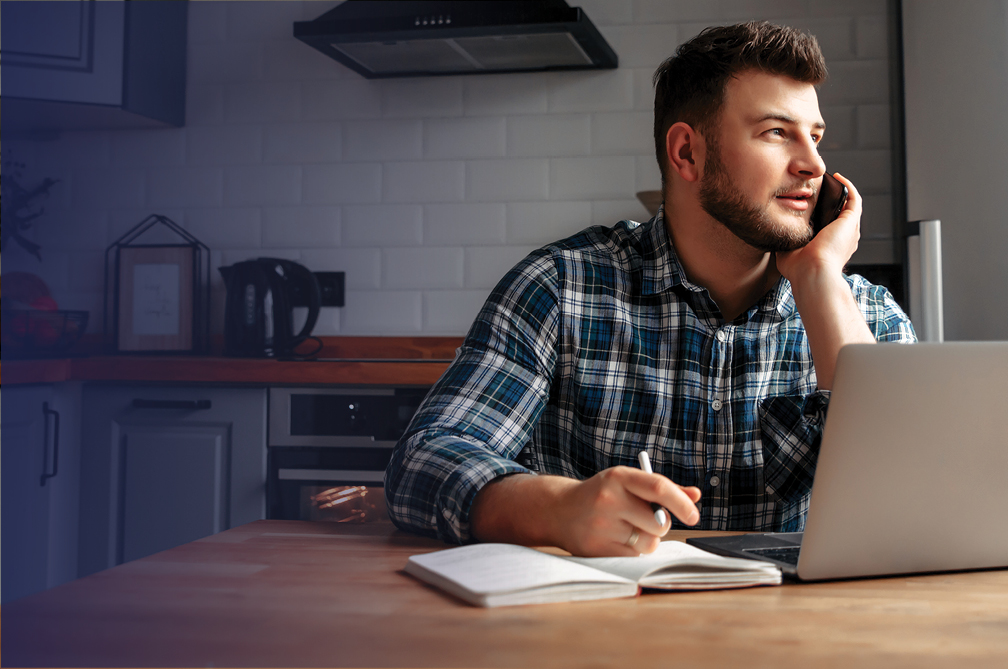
[267,386,430,522]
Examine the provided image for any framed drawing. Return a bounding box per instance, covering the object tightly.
[104,215,210,354]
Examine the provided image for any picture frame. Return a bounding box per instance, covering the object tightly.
[116,245,195,352]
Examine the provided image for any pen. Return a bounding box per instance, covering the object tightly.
[637,450,668,527]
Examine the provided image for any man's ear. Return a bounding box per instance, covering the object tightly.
[665,122,701,183]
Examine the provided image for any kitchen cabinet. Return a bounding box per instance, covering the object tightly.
[77,385,267,577]
[2,0,187,132]
[1,383,82,603]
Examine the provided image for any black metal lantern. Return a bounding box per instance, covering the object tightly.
[103,215,210,354]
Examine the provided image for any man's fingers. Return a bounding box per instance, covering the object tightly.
[620,468,701,527]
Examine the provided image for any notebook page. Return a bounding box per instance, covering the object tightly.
[407,543,632,596]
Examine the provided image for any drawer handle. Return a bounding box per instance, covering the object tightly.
[40,402,59,487]
[132,399,212,410]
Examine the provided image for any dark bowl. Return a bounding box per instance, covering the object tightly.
[1,309,89,358]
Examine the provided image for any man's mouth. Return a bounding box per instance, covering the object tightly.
[775,188,815,212]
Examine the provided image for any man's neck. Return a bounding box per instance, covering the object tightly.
[663,196,780,322]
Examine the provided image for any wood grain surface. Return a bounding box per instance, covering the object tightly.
[3,520,1007,667]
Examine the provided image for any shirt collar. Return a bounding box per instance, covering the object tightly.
[642,204,795,320]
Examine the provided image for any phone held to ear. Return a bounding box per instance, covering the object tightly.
[810,171,849,236]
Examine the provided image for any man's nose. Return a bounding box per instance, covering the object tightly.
[792,141,826,179]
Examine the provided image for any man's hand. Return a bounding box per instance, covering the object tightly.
[774,173,876,389]
[469,468,702,557]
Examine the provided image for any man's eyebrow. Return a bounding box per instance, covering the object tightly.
[753,112,826,130]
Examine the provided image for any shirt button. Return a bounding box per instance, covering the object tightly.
[716,330,727,342]
[711,399,723,411]
[710,476,721,487]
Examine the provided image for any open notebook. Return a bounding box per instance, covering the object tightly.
[405,540,781,607]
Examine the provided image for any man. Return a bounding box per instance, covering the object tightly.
[385,22,915,557]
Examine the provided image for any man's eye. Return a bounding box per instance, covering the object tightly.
[768,128,785,137]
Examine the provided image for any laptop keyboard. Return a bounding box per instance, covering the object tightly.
[743,546,801,566]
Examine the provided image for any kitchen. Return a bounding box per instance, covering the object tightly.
[2,0,1007,665]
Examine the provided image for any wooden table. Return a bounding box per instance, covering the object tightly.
[3,520,1007,667]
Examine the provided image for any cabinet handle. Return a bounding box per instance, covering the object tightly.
[40,402,60,486]
[132,399,212,410]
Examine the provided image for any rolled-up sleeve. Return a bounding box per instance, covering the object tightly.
[385,249,560,544]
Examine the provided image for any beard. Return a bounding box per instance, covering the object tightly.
[698,139,815,253]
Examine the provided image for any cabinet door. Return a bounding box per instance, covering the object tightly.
[79,386,267,576]
[1,387,54,603]
[1,383,80,603]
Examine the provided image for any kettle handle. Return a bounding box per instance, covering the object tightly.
[282,260,322,347]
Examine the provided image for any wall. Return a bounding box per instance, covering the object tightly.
[902,0,1008,341]
[2,0,896,336]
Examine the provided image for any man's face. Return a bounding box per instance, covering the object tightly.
[698,70,827,252]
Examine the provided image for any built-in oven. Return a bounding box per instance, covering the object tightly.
[267,386,431,522]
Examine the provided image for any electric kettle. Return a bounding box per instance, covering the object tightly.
[218,258,321,357]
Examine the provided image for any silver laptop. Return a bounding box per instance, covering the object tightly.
[688,342,1008,581]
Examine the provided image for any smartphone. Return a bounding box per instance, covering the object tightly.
[810,172,849,236]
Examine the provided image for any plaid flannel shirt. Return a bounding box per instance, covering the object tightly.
[385,209,916,544]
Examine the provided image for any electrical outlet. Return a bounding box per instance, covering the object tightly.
[314,271,345,307]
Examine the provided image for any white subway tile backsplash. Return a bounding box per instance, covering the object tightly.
[300,247,382,290]
[264,122,342,163]
[549,70,634,112]
[34,131,111,169]
[592,199,652,227]
[507,115,590,157]
[188,41,263,84]
[224,81,301,123]
[550,156,636,200]
[26,0,899,336]
[468,159,549,202]
[465,245,538,289]
[186,125,263,165]
[302,164,382,204]
[632,0,716,23]
[424,117,506,159]
[262,206,341,248]
[112,129,186,166]
[225,0,305,43]
[592,111,653,155]
[148,166,224,207]
[263,40,347,81]
[578,0,634,25]
[383,247,464,289]
[343,120,422,162]
[424,290,491,334]
[302,79,383,120]
[856,15,889,59]
[856,105,891,149]
[818,149,892,195]
[635,155,662,192]
[633,68,657,111]
[72,169,146,210]
[786,18,856,62]
[382,79,464,118]
[463,73,550,116]
[384,161,465,203]
[224,165,301,206]
[185,84,225,126]
[599,24,678,69]
[819,105,856,151]
[425,203,507,246]
[342,291,423,333]
[186,207,262,248]
[187,0,228,44]
[817,61,889,105]
[343,205,423,247]
[507,201,594,245]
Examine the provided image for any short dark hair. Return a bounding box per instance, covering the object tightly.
[653,21,827,188]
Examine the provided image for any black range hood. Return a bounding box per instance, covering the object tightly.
[292,0,617,79]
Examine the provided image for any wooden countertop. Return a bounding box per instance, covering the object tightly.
[1,336,463,386]
[3,520,1007,667]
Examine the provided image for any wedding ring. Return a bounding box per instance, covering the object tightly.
[625,527,640,549]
